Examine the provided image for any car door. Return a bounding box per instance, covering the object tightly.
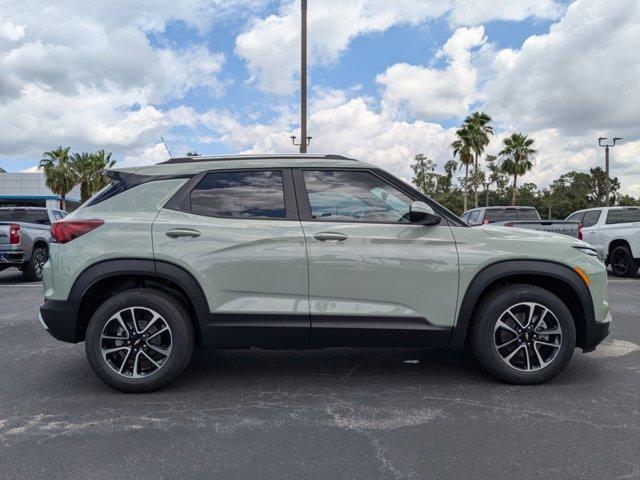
[581,210,602,247]
[152,168,309,347]
[293,168,459,347]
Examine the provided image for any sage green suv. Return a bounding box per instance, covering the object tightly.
[39,154,611,392]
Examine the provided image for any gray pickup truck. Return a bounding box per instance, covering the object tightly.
[0,207,67,281]
[461,206,581,238]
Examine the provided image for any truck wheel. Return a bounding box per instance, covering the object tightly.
[22,246,48,282]
[470,284,576,385]
[85,289,194,393]
[610,246,636,277]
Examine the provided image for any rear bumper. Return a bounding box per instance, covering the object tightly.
[39,299,81,343]
[0,250,25,264]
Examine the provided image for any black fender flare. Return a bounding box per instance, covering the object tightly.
[67,258,210,341]
[448,260,596,349]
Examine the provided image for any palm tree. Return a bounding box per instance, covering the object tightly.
[463,111,493,208]
[71,150,116,202]
[499,133,536,206]
[451,128,474,212]
[40,147,76,210]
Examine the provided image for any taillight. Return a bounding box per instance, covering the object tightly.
[9,224,20,244]
[578,224,583,240]
[51,219,104,244]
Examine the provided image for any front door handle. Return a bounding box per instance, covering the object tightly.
[165,228,201,238]
[313,232,348,242]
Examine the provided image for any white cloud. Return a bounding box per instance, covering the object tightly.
[0,0,253,160]
[200,93,455,182]
[235,0,562,95]
[484,0,640,136]
[0,20,25,41]
[120,142,172,167]
[377,26,485,121]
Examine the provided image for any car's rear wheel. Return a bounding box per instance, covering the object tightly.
[471,284,576,384]
[23,246,48,281]
[85,289,194,392]
[610,245,637,277]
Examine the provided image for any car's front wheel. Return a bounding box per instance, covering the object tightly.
[471,284,576,384]
[85,289,194,392]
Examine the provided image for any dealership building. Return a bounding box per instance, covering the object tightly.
[0,168,81,211]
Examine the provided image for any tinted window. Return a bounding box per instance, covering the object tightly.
[0,211,12,221]
[468,210,482,225]
[566,212,585,223]
[582,210,601,227]
[190,170,286,219]
[460,212,470,222]
[53,211,63,221]
[303,170,414,223]
[484,209,506,223]
[517,209,540,221]
[605,208,640,225]
[12,210,50,225]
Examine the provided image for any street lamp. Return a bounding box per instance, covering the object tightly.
[598,136,622,207]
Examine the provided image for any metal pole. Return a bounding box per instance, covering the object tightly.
[605,145,610,207]
[300,0,308,154]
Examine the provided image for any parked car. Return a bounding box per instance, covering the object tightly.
[461,206,581,238]
[566,206,640,277]
[39,154,610,392]
[0,207,67,281]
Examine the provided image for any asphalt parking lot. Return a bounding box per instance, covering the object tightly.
[0,268,638,480]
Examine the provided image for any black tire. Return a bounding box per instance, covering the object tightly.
[23,246,48,282]
[609,245,637,277]
[470,284,576,385]
[85,289,194,393]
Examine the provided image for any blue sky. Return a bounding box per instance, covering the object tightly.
[1,0,639,196]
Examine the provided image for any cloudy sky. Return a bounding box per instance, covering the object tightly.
[1,0,639,195]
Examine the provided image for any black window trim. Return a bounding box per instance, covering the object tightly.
[292,167,464,226]
[164,167,299,221]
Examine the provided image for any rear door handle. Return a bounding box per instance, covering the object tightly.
[165,228,201,238]
[313,232,348,242]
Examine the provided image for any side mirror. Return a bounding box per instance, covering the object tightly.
[409,201,441,226]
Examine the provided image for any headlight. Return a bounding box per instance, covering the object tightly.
[573,246,603,262]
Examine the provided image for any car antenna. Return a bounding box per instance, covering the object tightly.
[160,136,173,158]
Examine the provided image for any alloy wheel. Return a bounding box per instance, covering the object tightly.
[100,307,173,378]
[34,250,47,279]
[611,250,629,276]
[493,302,563,372]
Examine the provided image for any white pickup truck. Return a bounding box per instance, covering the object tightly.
[566,206,640,277]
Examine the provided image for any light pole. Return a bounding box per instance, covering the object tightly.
[598,136,622,206]
[292,0,311,153]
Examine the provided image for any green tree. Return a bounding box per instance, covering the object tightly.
[462,111,493,208]
[451,131,474,212]
[499,133,536,206]
[71,150,116,202]
[40,146,75,210]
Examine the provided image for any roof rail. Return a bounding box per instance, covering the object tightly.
[159,153,354,165]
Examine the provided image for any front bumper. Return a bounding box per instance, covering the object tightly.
[582,310,612,353]
[39,299,81,343]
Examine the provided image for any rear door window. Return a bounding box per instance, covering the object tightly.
[566,212,585,223]
[517,209,539,220]
[605,208,640,225]
[467,210,482,225]
[582,210,602,227]
[484,210,505,223]
[190,170,287,219]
